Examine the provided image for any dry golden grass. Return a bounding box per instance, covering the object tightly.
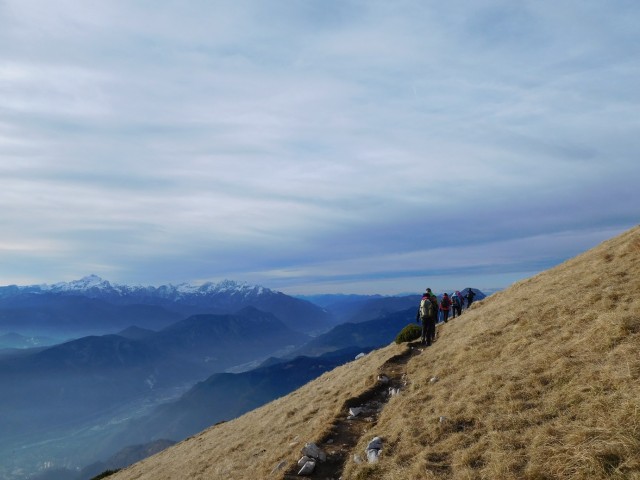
[109,342,408,479]
[111,225,640,480]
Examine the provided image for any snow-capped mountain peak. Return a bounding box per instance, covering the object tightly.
[47,274,113,292]
[27,276,271,300]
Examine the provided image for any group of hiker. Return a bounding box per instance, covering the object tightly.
[416,288,476,346]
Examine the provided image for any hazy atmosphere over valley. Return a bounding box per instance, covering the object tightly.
[1,1,639,294]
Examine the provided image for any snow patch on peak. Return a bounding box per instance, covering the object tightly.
[16,275,275,300]
[47,275,113,292]
[211,280,272,298]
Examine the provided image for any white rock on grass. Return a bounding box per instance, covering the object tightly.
[297,456,313,467]
[355,352,366,359]
[349,407,363,417]
[430,376,439,383]
[301,443,326,462]
[365,436,383,463]
[377,374,389,384]
[298,460,316,475]
[366,437,383,450]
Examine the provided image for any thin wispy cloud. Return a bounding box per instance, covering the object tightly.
[0,1,638,292]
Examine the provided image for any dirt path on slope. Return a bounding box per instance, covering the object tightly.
[283,342,424,480]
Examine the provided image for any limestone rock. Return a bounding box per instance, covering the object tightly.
[349,407,363,417]
[366,437,383,450]
[365,436,383,463]
[301,442,326,462]
[298,459,316,475]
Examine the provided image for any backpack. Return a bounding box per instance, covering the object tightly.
[452,295,461,307]
[441,296,451,309]
[419,298,433,318]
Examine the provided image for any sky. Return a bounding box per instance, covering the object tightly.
[0,1,638,295]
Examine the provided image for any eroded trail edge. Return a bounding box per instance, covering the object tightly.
[283,344,423,479]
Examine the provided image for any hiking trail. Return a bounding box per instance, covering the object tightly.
[283,342,424,479]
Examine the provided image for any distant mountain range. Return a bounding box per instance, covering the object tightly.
[0,275,333,338]
[0,275,489,480]
[0,307,308,478]
[0,302,427,478]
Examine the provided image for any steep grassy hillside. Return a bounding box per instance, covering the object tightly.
[110,226,640,480]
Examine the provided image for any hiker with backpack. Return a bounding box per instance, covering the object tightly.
[416,289,437,346]
[439,293,452,323]
[451,291,462,318]
[465,289,476,308]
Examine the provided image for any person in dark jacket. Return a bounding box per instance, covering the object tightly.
[416,289,437,346]
[451,291,462,318]
[427,294,438,344]
[465,289,476,308]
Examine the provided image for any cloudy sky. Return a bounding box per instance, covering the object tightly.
[1,1,638,294]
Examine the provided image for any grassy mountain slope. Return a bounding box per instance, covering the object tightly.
[110,225,640,480]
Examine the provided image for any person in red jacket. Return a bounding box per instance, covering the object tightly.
[439,293,452,323]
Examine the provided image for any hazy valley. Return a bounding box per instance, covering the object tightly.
[0,278,444,479]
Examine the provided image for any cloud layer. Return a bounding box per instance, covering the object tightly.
[1,1,638,293]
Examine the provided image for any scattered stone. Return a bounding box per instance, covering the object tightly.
[377,374,389,384]
[302,442,326,462]
[439,416,447,423]
[298,459,316,475]
[365,436,383,463]
[355,352,366,360]
[353,454,363,464]
[388,387,400,396]
[326,438,334,444]
[349,407,363,417]
[430,376,439,383]
[366,436,383,450]
[297,456,312,467]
